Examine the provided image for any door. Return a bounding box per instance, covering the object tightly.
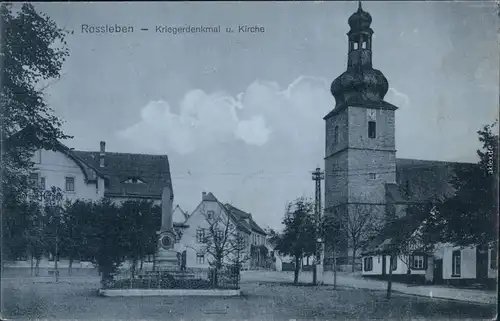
[476,246,488,281]
[433,259,443,284]
[382,255,386,276]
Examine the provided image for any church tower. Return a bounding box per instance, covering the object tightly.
[324,2,398,260]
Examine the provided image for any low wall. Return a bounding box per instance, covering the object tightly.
[2,267,100,278]
[99,288,240,297]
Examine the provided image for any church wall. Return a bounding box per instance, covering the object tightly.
[325,111,349,157]
[325,151,349,208]
[347,149,396,204]
[347,107,395,150]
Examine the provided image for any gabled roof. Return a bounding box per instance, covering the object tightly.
[72,150,172,199]
[173,205,189,223]
[363,207,429,256]
[224,204,267,236]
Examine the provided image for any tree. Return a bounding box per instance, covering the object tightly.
[43,186,64,281]
[85,198,128,285]
[431,122,498,247]
[119,200,160,277]
[322,214,343,289]
[274,197,316,284]
[196,205,249,288]
[332,201,383,272]
[61,199,93,275]
[1,3,71,199]
[1,3,71,266]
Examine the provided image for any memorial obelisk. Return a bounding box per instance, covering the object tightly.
[156,186,179,270]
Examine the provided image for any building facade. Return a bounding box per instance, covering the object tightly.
[323,3,479,269]
[175,192,268,271]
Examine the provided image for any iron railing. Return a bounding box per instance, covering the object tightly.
[102,264,240,290]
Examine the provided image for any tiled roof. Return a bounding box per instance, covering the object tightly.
[395,158,478,203]
[224,204,267,236]
[72,150,172,199]
[363,210,426,255]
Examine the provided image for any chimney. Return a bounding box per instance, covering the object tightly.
[99,141,106,168]
[202,192,207,201]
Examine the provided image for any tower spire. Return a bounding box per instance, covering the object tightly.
[358,0,362,11]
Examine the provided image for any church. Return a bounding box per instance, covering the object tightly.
[323,3,476,267]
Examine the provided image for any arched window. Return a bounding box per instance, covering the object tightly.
[362,41,367,49]
[353,42,359,50]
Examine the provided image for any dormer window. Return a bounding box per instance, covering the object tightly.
[124,177,146,184]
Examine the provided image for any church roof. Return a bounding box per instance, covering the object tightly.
[72,150,172,200]
[395,158,478,203]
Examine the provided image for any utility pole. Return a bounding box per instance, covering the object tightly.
[311,167,325,285]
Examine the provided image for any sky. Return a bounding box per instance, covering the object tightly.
[34,1,498,230]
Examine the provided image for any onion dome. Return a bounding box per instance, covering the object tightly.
[348,2,372,30]
[331,68,389,106]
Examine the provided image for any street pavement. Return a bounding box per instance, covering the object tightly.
[241,270,498,305]
[3,272,496,320]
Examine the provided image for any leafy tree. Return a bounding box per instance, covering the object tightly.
[1,3,70,265]
[274,197,316,284]
[85,198,128,285]
[431,122,498,247]
[119,200,160,277]
[42,186,64,281]
[1,3,71,198]
[61,199,93,275]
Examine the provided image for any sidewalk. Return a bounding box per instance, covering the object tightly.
[317,272,496,305]
[242,271,497,305]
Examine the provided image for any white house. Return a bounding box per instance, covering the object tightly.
[175,192,267,271]
[361,213,498,287]
[440,243,497,287]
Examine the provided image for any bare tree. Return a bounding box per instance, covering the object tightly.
[196,205,249,287]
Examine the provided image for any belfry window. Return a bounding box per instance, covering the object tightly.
[368,121,376,139]
[353,42,358,50]
[362,41,367,49]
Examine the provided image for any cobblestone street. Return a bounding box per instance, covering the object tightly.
[2,274,496,320]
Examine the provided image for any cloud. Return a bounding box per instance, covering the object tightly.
[117,76,332,155]
[386,87,410,108]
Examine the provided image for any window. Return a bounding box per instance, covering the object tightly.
[65,176,75,192]
[215,229,224,241]
[364,257,373,271]
[353,42,358,50]
[491,248,497,270]
[196,228,205,243]
[368,121,376,139]
[362,41,367,49]
[207,211,214,220]
[124,177,146,184]
[390,256,397,271]
[411,255,425,270]
[29,173,39,187]
[34,150,42,164]
[334,126,339,145]
[196,253,205,264]
[452,250,461,276]
[40,177,46,190]
[368,173,377,180]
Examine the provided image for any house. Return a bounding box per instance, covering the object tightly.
[361,212,498,287]
[361,211,434,284]
[175,192,267,270]
[28,138,173,206]
[440,242,497,288]
[173,205,189,223]
[224,204,269,269]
